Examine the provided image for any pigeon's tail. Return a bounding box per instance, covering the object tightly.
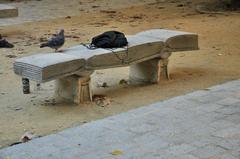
[40,43,48,48]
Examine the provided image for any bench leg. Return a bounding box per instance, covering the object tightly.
[129,58,160,84]
[159,58,170,81]
[22,78,30,94]
[75,76,92,104]
[129,58,170,84]
[55,75,92,105]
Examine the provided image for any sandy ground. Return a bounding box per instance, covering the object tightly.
[0,0,240,148]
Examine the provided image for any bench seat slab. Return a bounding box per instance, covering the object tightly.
[14,53,85,82]
[0,4,18,18]
[137,29,199,51]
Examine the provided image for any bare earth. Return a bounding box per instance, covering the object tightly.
[0,0,240,148]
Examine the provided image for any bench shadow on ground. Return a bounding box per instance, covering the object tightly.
[107,67,217,95]
[28,66,218,110]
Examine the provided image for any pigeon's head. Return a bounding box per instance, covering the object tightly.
[59,29,64,35]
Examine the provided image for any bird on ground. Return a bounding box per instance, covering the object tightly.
[40,29,65,52]
[0,34,14,48]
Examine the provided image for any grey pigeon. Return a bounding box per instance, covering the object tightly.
[40,29,65,52]
[0,34,14,48]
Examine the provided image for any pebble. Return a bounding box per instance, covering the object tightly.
[15,107,23,111]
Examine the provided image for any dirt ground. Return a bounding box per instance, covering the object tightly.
[0,0,240,148]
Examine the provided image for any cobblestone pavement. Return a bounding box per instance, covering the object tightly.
[0,0,156,26]
[0,80,240,159]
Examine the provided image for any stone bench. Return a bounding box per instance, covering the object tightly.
[0,4,18,18]
[13,29,199,104]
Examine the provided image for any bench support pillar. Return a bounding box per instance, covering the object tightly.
[55,75,92,104]
[129,57,170,84]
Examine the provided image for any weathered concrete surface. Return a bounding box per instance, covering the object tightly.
[1,79,239,159]
[0,4,18,18]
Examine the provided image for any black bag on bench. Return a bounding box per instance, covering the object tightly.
[90,31,128,48]
[81,31,129,64]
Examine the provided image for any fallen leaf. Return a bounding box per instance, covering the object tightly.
[158,7,165,9]
[177,4,184,7]
[203,88,211,91]
[92,5,100,8]
[111,150,123,156]
[5,55,17,58]
[131,15,143,19]
[100,10,116,14]
[180,54,185,57]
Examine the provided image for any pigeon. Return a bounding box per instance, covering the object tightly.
[40,29,65,52]
[0,34,14,48]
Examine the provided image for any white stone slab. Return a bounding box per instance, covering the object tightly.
[0,4,18,18]
[137,29,198,51]
[14,53,85,82]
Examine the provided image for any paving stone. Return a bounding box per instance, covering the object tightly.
[213,153,239,159]
[224,113,240,124]
[127,120,161,134]
[231,149,240,158]
[132,132,170,149]
[215,106,240,116]
[216,97,240,106]
[190,138,215,148]
[184,90,209,98]
[190,145,226,159]
[173,154,200,159]
[214,126,240,138]
[189,94,223,104]
[137,151,178,159]
[163,143,197,156]
[209,80,240,91]
[233,92,240,99]
[210,119,236,130]
[193,103,223,113]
